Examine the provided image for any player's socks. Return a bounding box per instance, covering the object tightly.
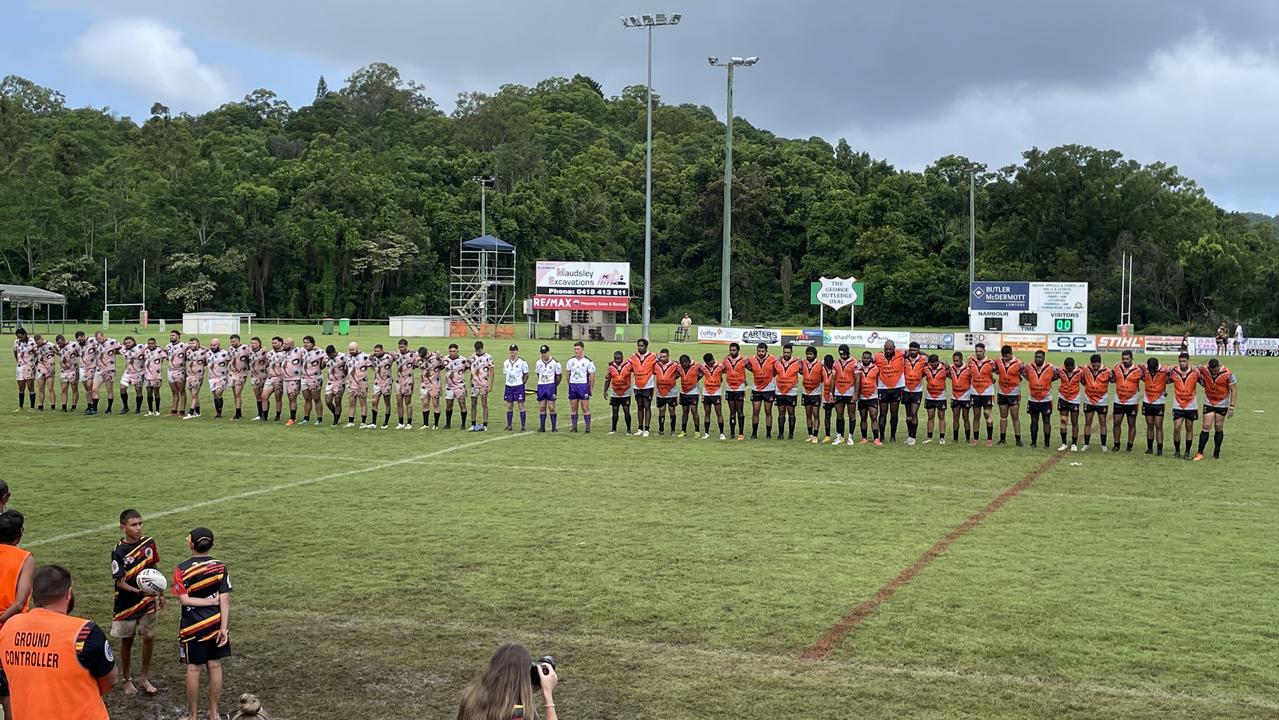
[61,404,67,412]
[1043,429,1050,446]
[290,408,298,421]
[1197,430,1210,454]
[215,398,224,417]
[751,421,758,439]
[433,412,441,426]
[985,424,993,440]
[519,410,526,430]
[348,415,355,425]
[1174,439,1181,455]
[788,416,796,438]
[444,408,453,427]
[17,393,23,409]
[624,408,632,433]
[1156,442,1163,455]
[371,410,377,425]
[422,411,429,426]
[585,413,591,431]
[106,398,113,412]
[1084,434,1091,446]
[1213,430,1223,458]
[135,396,143,413]
[460,412,467,429]
[361,415,367,425]
[1000,431,1007,443]
[234,407,242,419]
[658,415,665,433]
[1015,434,1022,445]
[274,411,281,421]
[539,412,547,431]
[551,414,557,431]
[571,413,579,431]
[1100,434,1107,447]
[30,393,37,409]
[506,410,513,428]
[1030,415,1039,442]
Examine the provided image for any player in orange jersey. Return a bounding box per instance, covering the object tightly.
[700,353,727,440]
[1022,350,1055,449]
[774,344,803,440]
[967,343,997,446]
[629,338,658,437]
[858,350,882,446]
[722,343,748,440]
[1110,350,1143,452]
[1080,354,1112,451]
[799,346,827,444]
[994,344,1024,446]
[653,348,681,435]
[605,350,634,435]
[1167,352,1200,459]
[1055,357,1083,451]
[902,342,928,445]
[830,345,860,445]
[676,354,703,438]
[921,354,949,444]
[1194,357,1237,461]
[949,352,974,445]
[874,340,906,443]
[745,343,780,439]
[1140,356,1170,456]
[821,354,837,442]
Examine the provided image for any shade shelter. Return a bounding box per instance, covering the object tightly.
[0,284,67,334]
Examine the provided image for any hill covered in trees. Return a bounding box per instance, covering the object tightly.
[1,64,1275,333]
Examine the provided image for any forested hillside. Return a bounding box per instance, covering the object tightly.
[1,64,1275,332]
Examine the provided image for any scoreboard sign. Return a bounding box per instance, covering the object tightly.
[969,281,1088,335]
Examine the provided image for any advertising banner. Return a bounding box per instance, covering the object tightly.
[823,329,911,348]
[1192,337,1218,356]
[781,328,824,346]
[1047,334,1096,353]
[956,332,1002,352]
[534,262,630,311]
[696,326,782,346]
[909,332,955,350]
[1002,333,1049,352]
[532,295,629,311]
[1095,335,1145,352]
[1245,338,1279,356]
[969,281,1089,334]
[1143,335,1187,354]
[970,282,1031,311]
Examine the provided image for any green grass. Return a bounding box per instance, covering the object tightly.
[6,323,1277,719]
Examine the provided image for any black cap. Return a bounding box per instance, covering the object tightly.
[189,527,214,551]
[509,344,519,351]
[540,344,550,354]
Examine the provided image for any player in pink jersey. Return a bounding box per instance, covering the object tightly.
[323,344,346,426]
[344,342,373,428]
[393,339,417,429]
[441,343,470,429]
[165,330,187,416]
[90,331,123,415]
[417,346,443,430]
[227,334,252,421]
[142,337,165,416]
[258,336,287,422]
[184,337,209,418]
[299,335,327,425]
[468,341,494,431]
[282,337,304,426]
[118,337,146,415]
[56,334,81,412]
[12,327,35,411]
[31,334,56,411]
[206,338,231,418]
[368,344,394,429]
[247,337,269,420]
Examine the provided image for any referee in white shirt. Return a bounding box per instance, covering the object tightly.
[565,341,597,432]
[535,345,563,432]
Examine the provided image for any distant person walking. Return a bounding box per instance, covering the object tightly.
[1215,323,1228,355]
[677,313,693,341]
[1233,322,1245,356]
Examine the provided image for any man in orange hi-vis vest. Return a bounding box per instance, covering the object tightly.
[0,565,117,720]
[0,510,35,720]
[1194,356,1238,461]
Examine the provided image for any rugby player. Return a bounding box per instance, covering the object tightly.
[1080,354,1112,451]
[502,344,529,431]
[994,344,1023,446]
[1141,356,1170,455]
[821,354,837,442]
[228,334,252,420]
[858,350,882,446]
[901,342,927,445]
[606,351,634,434]
[183,337,208,419]
[11,328,34,411]
[701,352,727,440]
[468,341,494,432]
[142,338,165,416]
[173,528,232,720]
[111,509,161,696]
[31,334,55,411]
[874,340,906,443]
[344,342,372,428]
[565,341,596,433]
[830,345,858,445]
[394,339,416,429]
[205,338,230,419]
[1023,350,1055,449]
[324,345,347,427]
[949,352,973,445]
[441,343,469,430]
[968,343,997,446]
[775,343,802,440]
[368,344,393,429]
[1111,350,1142,452]
[417,346,442,429]
[301,336,327,426]
[57,334,81,411]
[653,348,680,435]
[166,330,186,416]
[922,354,949,444]
[257,337,286,422]
[283,337,305,426]
[117,337,145,414]
[745,342,780,439]
[1194,357,1237,461]
[535,345,562,432]
[676,353,703,437]
[1056,357,1083,451]
[80,330,99,414]
[1168,353,1200,459]
[92,331,122,414]
[721,342,748,440]
[799,346,826,443]
[630,339,658,437]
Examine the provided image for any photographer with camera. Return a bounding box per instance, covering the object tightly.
[457,644,558,720]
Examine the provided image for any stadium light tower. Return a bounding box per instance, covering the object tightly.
[621,11,681,340]
[709,55,758,326]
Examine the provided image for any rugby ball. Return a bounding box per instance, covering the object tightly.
[137,568,167,595]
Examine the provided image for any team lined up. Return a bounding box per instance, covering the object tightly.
[10,329,1239,460]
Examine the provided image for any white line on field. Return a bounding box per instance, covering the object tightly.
[26,434,521,548]
[215,450,575,473]
[0,438,83,448]
[248,606,1279,712]
[775,478,1261,508]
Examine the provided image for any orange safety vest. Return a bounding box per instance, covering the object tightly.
[0,544,31,617]
[0,608,109,720]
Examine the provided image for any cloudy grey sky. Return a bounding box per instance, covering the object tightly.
[6,0,1279,211]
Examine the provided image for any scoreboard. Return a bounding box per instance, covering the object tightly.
[969,282,1089,335]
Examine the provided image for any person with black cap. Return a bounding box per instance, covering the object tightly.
[534,345,562,432]
[173,527,232,720]
[502,345,529,431]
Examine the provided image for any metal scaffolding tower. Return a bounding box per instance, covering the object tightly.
[451,235,517,336]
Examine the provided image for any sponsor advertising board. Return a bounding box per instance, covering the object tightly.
[955,332,1002,352]
[969,281,1089,335]
[1143,335,1187,354]
[1047,334,1096,352]
[909,332,955,350]
[1001,333,1049,352]
[534,261,630,311]
[1245,338,1279,356]
[1095,335,1145,352]
[696,326,782,346]
[1192,337,1218,356]
[780,328,824,346]
[824,329,911,348]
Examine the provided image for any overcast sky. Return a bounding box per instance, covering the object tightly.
[5,0,1279,211]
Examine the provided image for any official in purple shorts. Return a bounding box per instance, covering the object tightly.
[502,345,529,431]
[565,341,596,432]
[534,345,563,432]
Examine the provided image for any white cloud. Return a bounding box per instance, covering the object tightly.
[69,18,232,112]
[843,36,1279,211]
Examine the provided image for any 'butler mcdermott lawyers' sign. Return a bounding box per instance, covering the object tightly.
[970,282,1031,310]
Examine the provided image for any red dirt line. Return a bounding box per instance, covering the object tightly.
[800,452,1066,661]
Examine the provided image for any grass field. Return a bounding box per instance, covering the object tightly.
[7,323,1278,719]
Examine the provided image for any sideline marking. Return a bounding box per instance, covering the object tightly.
[801,452,1065,661]
[0,438,83,448]
[27,434,520,548]
[216,450,575,473]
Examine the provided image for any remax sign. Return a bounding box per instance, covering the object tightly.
[970,282,1030,311]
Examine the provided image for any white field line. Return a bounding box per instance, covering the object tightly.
[248,606,1279,712]
[27,434,520,549]
[0,438,83,448]
[215,450,571,473]
[776,477,1262,508]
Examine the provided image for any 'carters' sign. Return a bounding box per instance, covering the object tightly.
[970,282,1030,311]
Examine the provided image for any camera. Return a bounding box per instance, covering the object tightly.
[530,655,555,687]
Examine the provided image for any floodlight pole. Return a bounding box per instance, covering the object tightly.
[969,170,976,286]
[710,56,756,326]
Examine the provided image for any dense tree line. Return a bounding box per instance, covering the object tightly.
[2,64,1276,333]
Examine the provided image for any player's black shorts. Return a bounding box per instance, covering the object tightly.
[903,390,923,406]
[1141,402,1165,417]
[878,387,903,403]
[1203,404,1229,416]
[634,387,653,400]
[834,395,855,405]
[610,396,631,408]
[1057,398,1080,414]
[858,397,879,411]
[1172,408,1199,421]
[950,398,971,409]
[751,390,775,403]
[775,394,797,407]
[924,398,947,410]
[971,395,993,409]
[802,394,822,407]
[1027,400,1052,415]
[679,393,699,407]
[657,396,678,408]
[1112,403,1137,417]
[725,390,745,403]
[1085,403,1108,415]
[997,393,1021,406]
[180,637,231,666]
[702,395,722,406]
